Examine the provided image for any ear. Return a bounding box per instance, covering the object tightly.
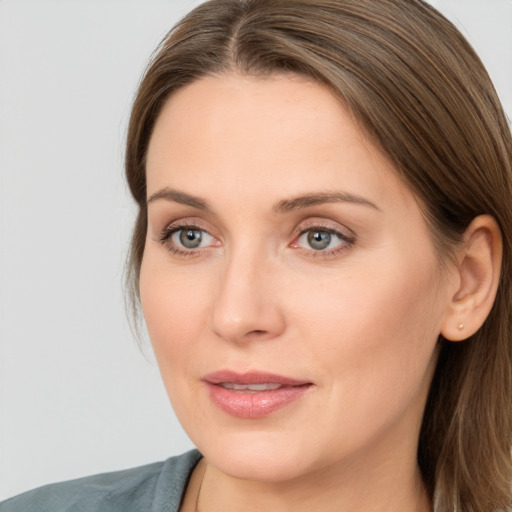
[441,215,502,341]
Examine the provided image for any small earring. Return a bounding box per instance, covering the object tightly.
[458,323,464,330]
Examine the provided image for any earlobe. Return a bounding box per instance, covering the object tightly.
[441,215,502,342]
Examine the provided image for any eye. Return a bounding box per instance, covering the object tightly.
[304,230,337,250]
[173,228,211,249]
[298,229,344,251]
[158,224,218,255]
[291,224,355,256]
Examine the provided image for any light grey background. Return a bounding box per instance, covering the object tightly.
[1,0,511,500]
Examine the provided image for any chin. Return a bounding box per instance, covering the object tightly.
[192,429,323,483]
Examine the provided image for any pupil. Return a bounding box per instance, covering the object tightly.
[308,231,331,250]
[180,229,202,248]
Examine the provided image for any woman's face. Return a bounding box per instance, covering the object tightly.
[140,73,456,482]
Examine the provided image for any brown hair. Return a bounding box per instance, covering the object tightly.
[124,1,512,510]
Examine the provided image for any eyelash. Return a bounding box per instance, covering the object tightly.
[157,222,356,258]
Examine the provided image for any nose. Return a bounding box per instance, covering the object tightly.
[210,247,286,344]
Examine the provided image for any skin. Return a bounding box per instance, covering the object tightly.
[140,73,463,512]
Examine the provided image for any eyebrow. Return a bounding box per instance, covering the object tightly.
[274,192,381,213]
[147,188,380,213]
[147,188,210,210]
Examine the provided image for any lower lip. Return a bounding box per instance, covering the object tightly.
[205,383,312,418]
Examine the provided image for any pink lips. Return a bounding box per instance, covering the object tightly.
[203,370,313,418]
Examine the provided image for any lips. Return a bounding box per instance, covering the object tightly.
[203,370,313,418]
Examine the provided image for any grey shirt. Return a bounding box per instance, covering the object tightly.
[0,449,202,512]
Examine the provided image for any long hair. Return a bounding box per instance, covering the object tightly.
[124,1,512,509]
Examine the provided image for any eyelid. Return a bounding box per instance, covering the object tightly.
[293,218,356,240]
[157,216,215,239]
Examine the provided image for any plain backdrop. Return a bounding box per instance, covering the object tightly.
[1,0,511,500]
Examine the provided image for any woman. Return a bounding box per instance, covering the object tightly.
[2,0,511,511]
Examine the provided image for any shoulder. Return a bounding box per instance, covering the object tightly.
[0,449,202,512]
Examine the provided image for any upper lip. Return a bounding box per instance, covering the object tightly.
[202,370,311,386]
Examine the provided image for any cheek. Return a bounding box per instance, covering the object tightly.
[139,253,212,367]
[284,248,444,393]
[276,257,443,458]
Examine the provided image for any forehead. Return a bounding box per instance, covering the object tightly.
[145,73,414,212]
[148,73,367,163]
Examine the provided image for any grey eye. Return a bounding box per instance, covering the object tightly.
[307,230,333,250]
[166,226,216,253]
[296,228,346,252]
[178,229,203,248]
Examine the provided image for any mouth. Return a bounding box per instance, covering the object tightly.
[202,370,314,418]
[218,382,284,391]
